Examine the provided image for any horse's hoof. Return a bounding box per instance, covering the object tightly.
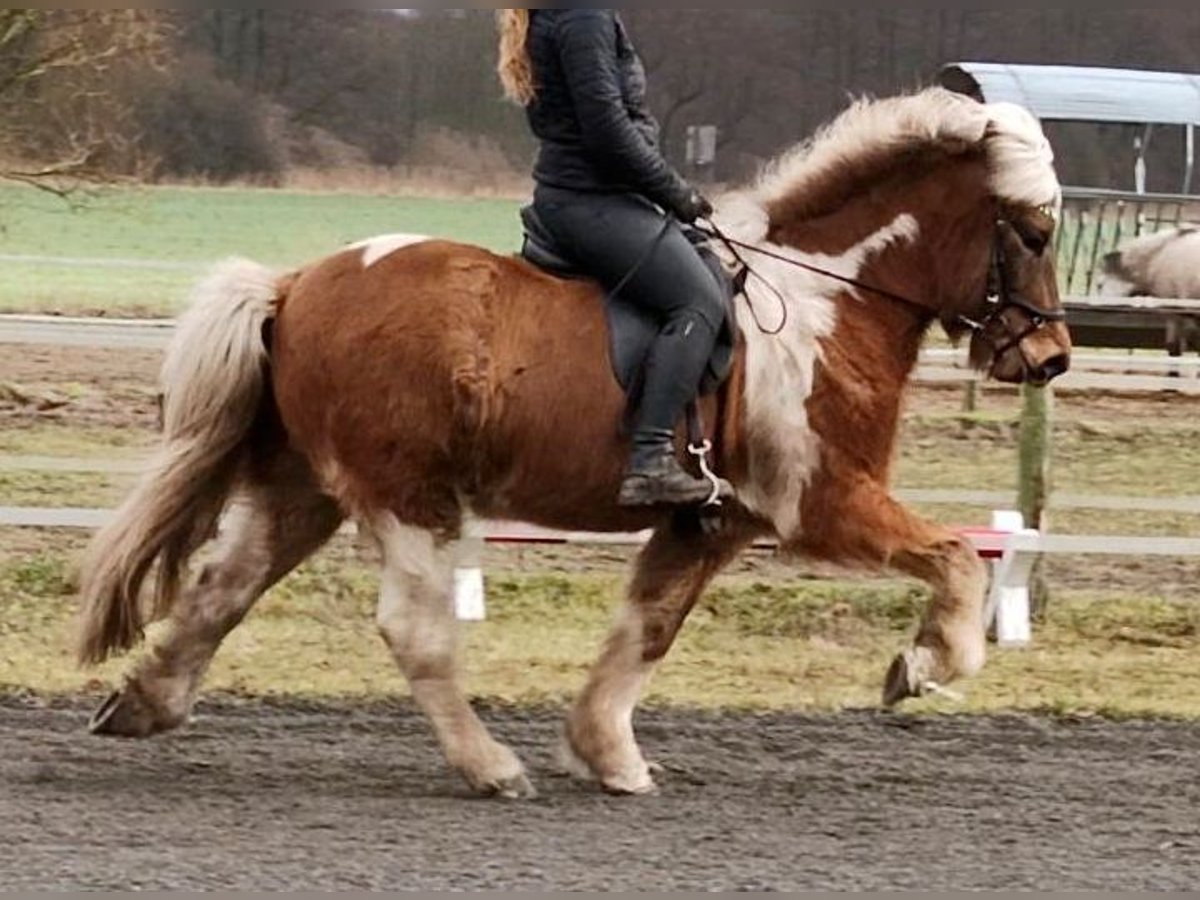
[602,776,658,797]
[491,772,539,802]
[601,767,658,797]
[883,647,954,709]
[89,689,162,739]
[556,736,596,782]
[558,728,658,795]
[882,652,920,709]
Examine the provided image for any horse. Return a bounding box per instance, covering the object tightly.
[77,88,1072,799]
[1100,225,1200,299]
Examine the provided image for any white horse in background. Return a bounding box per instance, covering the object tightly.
[1100,225,1200,298]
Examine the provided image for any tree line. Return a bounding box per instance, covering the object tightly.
[2,9,1197,193]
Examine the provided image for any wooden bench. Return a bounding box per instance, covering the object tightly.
[1063,295,1200,356]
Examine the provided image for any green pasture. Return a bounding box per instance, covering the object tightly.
[0,185,523,315]
[2,409,1199,716]
[0,182,1158,313]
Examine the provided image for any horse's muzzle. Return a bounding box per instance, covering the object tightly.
[1031,353,1070,386]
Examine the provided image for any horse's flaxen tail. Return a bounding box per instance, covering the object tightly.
[77,259,283,665]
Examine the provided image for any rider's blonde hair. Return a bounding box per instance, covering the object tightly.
[497,9,535,106]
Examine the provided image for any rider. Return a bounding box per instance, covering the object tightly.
[498,8,730,509]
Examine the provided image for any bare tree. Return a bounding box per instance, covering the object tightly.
[0,9,171,195]
[4,10,1199,191]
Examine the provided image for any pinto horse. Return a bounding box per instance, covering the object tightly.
[78,88,1071,799]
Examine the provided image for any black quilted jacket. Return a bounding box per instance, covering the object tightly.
[526,8,692,215]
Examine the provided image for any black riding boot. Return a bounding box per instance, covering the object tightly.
[618,313,733,509]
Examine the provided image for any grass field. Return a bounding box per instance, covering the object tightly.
[0,182,1153,314]
[2,540,1197,718]
[0,185,522,315]
[2,396,1198,717]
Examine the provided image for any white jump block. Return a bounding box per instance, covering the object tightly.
[987,511,1038,648]
[454,567,487,622]
[994,580,1034,647]
[453,536,488,622]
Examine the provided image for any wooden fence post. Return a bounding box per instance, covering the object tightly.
[962,380,979,413]
[1017,383,1053,617]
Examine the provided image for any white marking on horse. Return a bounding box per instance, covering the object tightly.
[717,202,920,538]
[983,101,1061,210]
[350,234,431,269]
[367,512,531,796]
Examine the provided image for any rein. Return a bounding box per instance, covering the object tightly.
[696,217,1067,345]
[698,218,934,322]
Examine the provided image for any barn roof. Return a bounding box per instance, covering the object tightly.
[940,63,1200,126]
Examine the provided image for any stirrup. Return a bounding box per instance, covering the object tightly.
[687,439,725,508]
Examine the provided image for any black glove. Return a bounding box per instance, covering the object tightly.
[671,187,714,225]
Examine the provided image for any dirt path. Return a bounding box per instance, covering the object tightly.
[3,695,1197,891]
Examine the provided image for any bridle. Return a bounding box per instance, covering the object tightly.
[960,215,1068,360]
[697,209,1066,360]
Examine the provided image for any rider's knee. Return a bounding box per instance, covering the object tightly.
[665,305,719,340]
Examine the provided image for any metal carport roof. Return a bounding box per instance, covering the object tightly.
[940,63,1200,126]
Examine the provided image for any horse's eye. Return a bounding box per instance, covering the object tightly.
[1013,223,1050,256]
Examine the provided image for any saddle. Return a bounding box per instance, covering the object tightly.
[520,205,740,400]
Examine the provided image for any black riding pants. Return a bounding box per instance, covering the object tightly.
[533,186,726,467]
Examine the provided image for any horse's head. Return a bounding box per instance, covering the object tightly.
[751,90,1073,388]
[1096,226,1200,298]
[934,103,1072,387]
[962,202,1071,386]
[1097,248,1140,297]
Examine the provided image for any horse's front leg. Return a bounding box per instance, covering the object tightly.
[802,483,989,707]
[564,518,753,794]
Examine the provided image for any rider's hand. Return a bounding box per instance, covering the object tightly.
[672,188,714,225]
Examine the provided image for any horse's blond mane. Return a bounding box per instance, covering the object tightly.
[754,87,1060,223]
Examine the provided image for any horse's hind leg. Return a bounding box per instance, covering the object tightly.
[564,520,753,794]
[370,514,535,800]
[91,449,343,738]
